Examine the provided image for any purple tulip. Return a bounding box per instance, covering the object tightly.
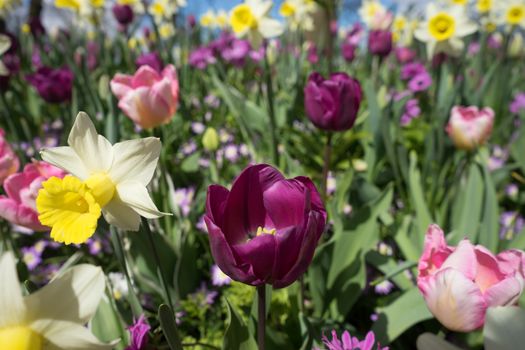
[341,42,357,62]
[368,30,392,57]
[26,66,73,103]
[304,72,362,132]
[136,52,163,73]
[205,164,326,288]
[126,315,150,350]
[112,4,134,26]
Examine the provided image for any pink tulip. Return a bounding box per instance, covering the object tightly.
[0,128,19,185]
[110,64,179,129]
[446,106,494,151]
[0,161,66,231]
[417,224,524,332]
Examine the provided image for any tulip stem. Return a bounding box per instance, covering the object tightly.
[257,285,266,350]
[142,217,175,313]
[263,51,279,166]
[321,132,333,200]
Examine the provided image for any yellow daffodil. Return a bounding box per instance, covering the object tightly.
[496,0,525,28]
[477,0,492,14]
[37,112,168,244]
[148,0,186,23]
[279,0,316,31]
[0,35,11,76]
[200,9,216,27]
[415,4,477,58]
[55,0,103,18]
[229,0,284,48]
[447,0,468,6]
[0,252,114,349]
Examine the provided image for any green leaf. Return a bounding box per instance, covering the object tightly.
[223,297,258,350]
[408,152,433,235]
[158,304,184,350]
[372,287,433,343]
[417,333,463,350]
[180,152,201,173]
[91,291,127,350]
[395,216,421,262]
[484,306,525,350]
[478,164,499,251]
[511,126,525,174]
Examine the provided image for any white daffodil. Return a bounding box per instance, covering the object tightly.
[415,4,478,58]
[0,252,114,349]
[149,0,186,23]
[358,0,393,30]
[0,34,11,76]
[37,112,168,245]
[229,0,284,48]
[496,0,525,29]
[279,0,317,32]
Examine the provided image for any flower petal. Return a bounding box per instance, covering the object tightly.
[32,320,115,350]
[102,197,141,231]
[116,181,168,219]
[25,264,105,327]
[67,112,113,174]
[0,252,26,328]
[484,276,523,307]
[441,239,477,280]
[40,146,89,180]
[109,137,161,185]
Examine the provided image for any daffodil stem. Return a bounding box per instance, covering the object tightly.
[257,285,266,350]
[321,132,333,201]
[263,51,279,166]
[142,217,175,312]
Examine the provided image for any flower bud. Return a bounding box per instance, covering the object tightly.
[446,106,494,150]
[202,127,219,151]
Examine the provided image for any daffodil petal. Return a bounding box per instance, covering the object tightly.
[258,18,284,38]
[102,197,141,231]
[25,264,105,328]
[68,112,114,174]
[109,137,161,185]
[32,320,115,350]
[116,181,168,219]
[0,252,26,328]
[40,146,89,180]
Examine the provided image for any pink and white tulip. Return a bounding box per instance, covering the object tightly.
[417,224,524,332]
[0,161,66,231]
[110,64,179,129]
[446,106,494,151]
[0,128,19,185]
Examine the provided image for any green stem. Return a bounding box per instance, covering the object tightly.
[263,52,279,166]
[320,132,333,201]
[257,285,266,350]
[142,217,175,312]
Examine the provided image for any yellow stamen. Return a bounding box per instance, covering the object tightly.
[0,326,43,350]
[230,4,257,34]
[256,226,277,236]
[36,176,101,245]
[428,12,456,41]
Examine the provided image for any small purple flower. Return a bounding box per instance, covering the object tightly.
[189,47,216,70]
[21,247,42,271]
[211,264,232,286]
[327,172,336,195]
[374,280,394,295]
[395,47,416,64]
[136,52,163,73]
[400,99,421,126]
[408,72,432,92]
[510,93,525,115]
[181,140,197,156]
[401,62,426,80]
[222,39,251,66]
[488,146,509,171]
[172,187,194,217]
[26,66,74,103]
[196,215,208,233]
[204,94,220,108]
[87,238,103,255]
[307,43,319,64]
[191,283,218,306]
[191,122,205,134]
[321,330,388,350]
[126,315,150,350]
[505,184,519,199]
[223,144,239,163]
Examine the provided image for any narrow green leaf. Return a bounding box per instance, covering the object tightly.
[478,164,499,251]
[158,304,184,350]
[223,298,258,350]
[408,152,433,234]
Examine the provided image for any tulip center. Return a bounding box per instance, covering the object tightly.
[85,172,116,207]
[230,4,258,34]
[256,226,277,236]
[428,13,456,41]
[36,175,102,245]
[507,5,525,25]
[0,326,43,350]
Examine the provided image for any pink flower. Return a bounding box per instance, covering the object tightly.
[446,106,494,151]
[417,224,524,332]
[320,330,388,350]
[110,64,179,129]
[0,129,19,185]
[0,161,66,231]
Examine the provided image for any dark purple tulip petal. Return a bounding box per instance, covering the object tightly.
[233,234,276,283]
[263,178,309,228]
[206,185,229,227]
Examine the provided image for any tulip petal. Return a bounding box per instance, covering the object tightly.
[68,112,113,174]
[131,65,161,88]
[116,180,168,219]
[33,320,115,350]
[109,73,133,99]
[418,224,453,278]
[263,179,308,228]
[0,197,18,224]
[418,268,486,332]
[102,197,141,231]
[109,137,161,185]
[0,252,26,328]
[484,277,523,307]
[40,146,89,180]
[497,249,525,277]
[206,185,229,226]
[25,264,105,327]
[474,246,506,293]
[441,239,477,280]
[233,233,276,283]
[4,172,35,203]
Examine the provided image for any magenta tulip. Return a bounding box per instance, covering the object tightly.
[368,30,392,57]
[205,164,326,288]
[110,64,179,129]
[418,225,524,332]
[304,72,362,132]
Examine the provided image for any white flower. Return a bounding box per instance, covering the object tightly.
[0,35,11,76]
[229,0,284,47]
[358,0,393,30]
[279,0,317,32]
[38,112,168,244]
[414,4,477,58]
[495,0,525,29]
[0,252,114,349]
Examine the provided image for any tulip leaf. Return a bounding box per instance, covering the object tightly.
[478,164,499,251]
[416,333,463,350]
[372,287,433,343]
[223,297,258,350]
[408,151,433,239]
[91,290,128,350]
[484,306,525,350]
[158,304,184,350]
[511,125,525,175]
